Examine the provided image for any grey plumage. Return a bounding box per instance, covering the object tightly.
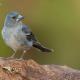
[2,11,53,58]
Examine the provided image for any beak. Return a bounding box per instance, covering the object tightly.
[16,15,24,22]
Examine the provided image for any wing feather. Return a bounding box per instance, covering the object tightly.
[22,25,37,42]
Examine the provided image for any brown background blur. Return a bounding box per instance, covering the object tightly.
[0,0,80,69]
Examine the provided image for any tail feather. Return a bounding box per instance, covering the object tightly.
[33,42,53,52]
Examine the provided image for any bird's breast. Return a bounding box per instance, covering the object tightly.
[2,27,22,51]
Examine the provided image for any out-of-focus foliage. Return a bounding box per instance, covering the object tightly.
[0,0,80,69]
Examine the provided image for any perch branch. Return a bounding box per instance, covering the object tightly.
[0,58,79,80]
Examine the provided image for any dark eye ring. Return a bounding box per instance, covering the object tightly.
[12,16,16,19]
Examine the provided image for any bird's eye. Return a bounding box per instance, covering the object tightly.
[12,16,16,19]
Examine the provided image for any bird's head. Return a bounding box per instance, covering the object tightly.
[4,11,24,27]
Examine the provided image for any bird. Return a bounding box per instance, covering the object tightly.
[2,11,53,59]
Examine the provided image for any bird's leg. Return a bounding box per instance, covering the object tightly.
[7,51,16,59]
[19,50,26,59]
[10,52,16,58]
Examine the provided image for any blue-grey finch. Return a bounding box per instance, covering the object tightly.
[2,12,53,58]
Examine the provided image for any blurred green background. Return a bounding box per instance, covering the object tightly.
[0,0,80,69]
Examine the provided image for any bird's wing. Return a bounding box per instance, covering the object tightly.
[22,24,53,52]
[22,24,37,42]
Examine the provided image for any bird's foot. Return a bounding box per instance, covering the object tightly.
[6,56,15,60]
[18,58,24,60]
[6,53,16,60]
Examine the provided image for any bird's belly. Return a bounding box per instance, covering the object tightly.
[4,34,31,52]
[2,28,21,51]
[7,35,21,51]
